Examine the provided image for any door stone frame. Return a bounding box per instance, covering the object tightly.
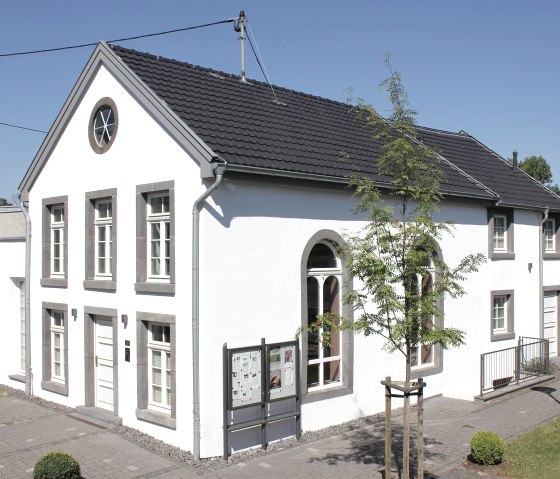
[84,306,119,416]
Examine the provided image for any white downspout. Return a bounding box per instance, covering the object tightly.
[540,207,549,339]
[19,198,32,396]
[192,161,227,461]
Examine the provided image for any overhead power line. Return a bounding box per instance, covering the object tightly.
[0,121,47,134]
[0,18,236,58]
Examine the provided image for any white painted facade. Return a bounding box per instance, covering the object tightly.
[4,45,560,458]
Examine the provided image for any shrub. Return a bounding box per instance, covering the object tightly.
[470,431,506,465]
[33,451,81,479]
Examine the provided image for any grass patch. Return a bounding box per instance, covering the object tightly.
[498,417,560,478]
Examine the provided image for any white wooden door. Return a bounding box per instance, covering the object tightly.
[543,292,558,357]
[95,316,114,410]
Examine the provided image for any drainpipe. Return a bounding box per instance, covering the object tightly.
[540,207,549,340]
[19,197,32,396]
[192,160,227,461]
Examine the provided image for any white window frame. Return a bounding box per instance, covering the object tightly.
[51,311,65,383]
[51,206,65,276]
[147,194,170,282]
[306,245,343,392]
[493,215,507,252]
[492,295,507,333]
[545,218,556,253]
[148,323,172,413]
[95,200,113,277]
[411,261,436,370]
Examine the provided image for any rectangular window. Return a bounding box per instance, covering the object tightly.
[487,208,515,260]
[492,296,506,332]
[41,303,68,396]
[95,200,113,277]
[51,311,65,382]
[147,194,170,280]
[41,196,68,288]
[136,312,176,429]
[51,206,64,275]
[148,324,171,411]
[493,215,506,251]
[135,182,175,294]
[545,219,555,252]
[490,290,514,341]
[84,189,117,291]
[544,217,559,255]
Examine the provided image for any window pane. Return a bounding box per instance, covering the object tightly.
[152,350,162,368]
[152,325,163,342]
[307,363,319,388]
[324,360,340,384]
[323,276,340,357]
[152,386,162,403]
[307,277,319,360]
[162,195,170,213]
[421,345,433,364]
[151,223,161,240]
[307,243,336,269]
[150,196,163,214]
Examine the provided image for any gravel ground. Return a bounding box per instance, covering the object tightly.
[0,383,401,473]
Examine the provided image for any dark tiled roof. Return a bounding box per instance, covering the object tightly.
[112,45,560,210]
[418,127,560,210]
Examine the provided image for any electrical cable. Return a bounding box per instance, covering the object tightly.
[0,121,47,134]
[0,18,236,58]
[245,25,278,102]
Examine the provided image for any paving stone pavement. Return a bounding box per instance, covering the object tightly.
[1,374,559,478]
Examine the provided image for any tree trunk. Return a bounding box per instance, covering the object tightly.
[403,350,411,479]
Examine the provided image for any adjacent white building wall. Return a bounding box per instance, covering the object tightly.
[0,208,26,389]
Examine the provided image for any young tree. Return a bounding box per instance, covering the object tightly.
[307,56,485,478]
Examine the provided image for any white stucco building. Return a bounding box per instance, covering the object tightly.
[4,42,560,457]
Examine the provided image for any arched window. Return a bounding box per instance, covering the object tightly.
[411,257,435,368]
[306,243,342,389]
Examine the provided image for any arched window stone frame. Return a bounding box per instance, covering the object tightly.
[301,230,353,403]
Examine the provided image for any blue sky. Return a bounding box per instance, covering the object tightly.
[2,1,560,200]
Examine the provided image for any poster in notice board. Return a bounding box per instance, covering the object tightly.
[268,344,296,400]
[231,349,262,408]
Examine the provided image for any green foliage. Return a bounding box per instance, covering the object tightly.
[521,357,552,376]
[319,54,484,381]
[0,197,11,206]
[518,155,553,184]
[470,431,506,465]
[33,451,81,479]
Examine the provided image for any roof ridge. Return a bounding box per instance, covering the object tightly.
[110,44,369,110]
[416,125,464,136]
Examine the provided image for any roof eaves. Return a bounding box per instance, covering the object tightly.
[226,163,498,201]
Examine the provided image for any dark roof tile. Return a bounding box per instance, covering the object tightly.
[112,45,560,210]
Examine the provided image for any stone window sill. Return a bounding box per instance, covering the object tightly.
[136,408,176,429]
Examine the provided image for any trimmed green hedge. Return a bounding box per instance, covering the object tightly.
[470,431,506,465]
[33,451,81,479]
